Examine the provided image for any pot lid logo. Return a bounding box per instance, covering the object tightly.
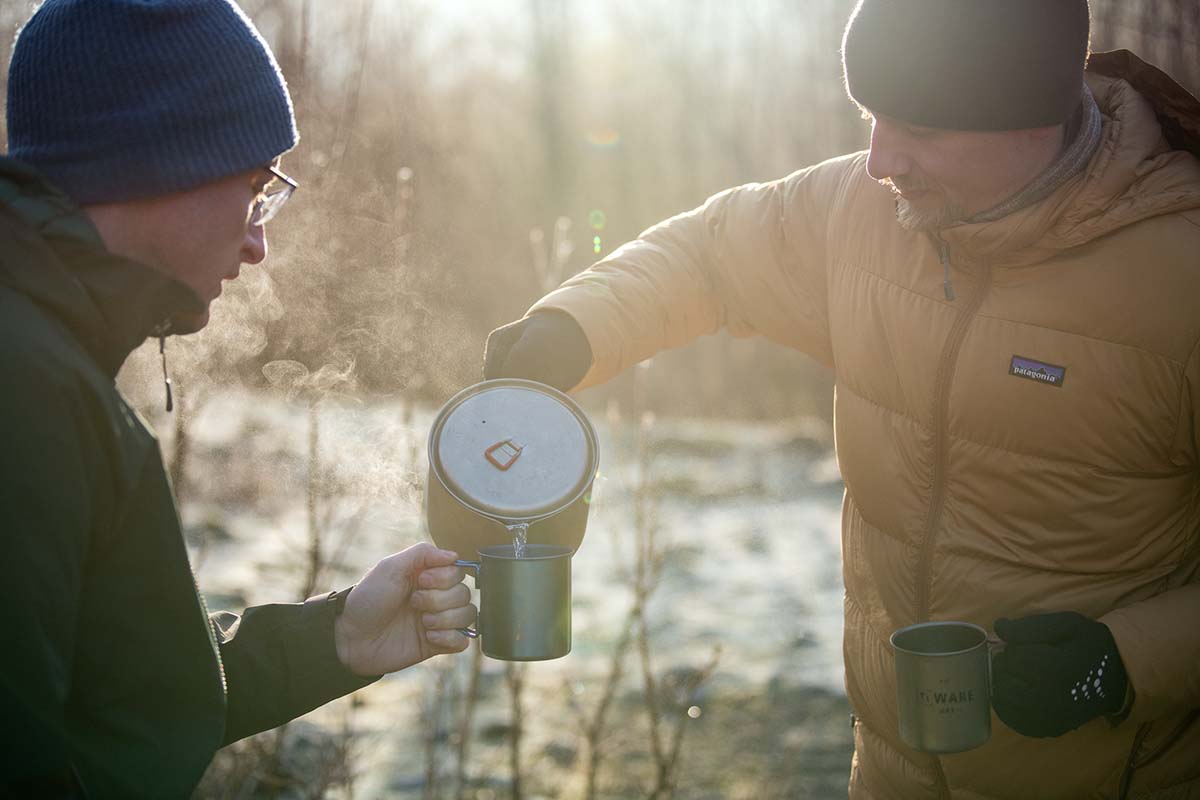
[484,438,524,471]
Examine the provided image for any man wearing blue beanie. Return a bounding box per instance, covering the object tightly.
[0,2,474,797]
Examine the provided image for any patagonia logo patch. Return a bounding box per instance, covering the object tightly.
[1009,355,1066,388]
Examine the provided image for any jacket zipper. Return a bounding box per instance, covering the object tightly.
[921,243,989,800]
[1118,711,1199,798]
[914,249,992,623]
[932,758,951,798]
[1118,723,1152,799]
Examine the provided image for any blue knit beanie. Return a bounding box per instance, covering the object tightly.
[6,0,298,204]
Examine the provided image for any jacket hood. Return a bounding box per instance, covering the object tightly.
[940,50,1200,267]
[0,157,204,378]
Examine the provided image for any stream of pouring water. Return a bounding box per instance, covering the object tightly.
[507,521,529,559]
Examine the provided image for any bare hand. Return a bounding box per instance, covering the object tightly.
[334,542,474,676]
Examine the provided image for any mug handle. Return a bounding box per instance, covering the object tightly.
[454,559,481,639]
[985,635,1006,698]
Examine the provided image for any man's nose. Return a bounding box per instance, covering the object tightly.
[865,119,911,182]
[242,222,267,265]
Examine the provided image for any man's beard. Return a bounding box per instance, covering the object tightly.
[894,197,968,231]
[883,179,968,232]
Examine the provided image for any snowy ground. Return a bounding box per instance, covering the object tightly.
[158,389,851,798]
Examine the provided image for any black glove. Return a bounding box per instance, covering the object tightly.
[991,611,1129,738]
[482,310,592,392]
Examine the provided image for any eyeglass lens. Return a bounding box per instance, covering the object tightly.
[252,184,292,226]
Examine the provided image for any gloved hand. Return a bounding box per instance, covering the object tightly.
[483,310,593,392]
[991,611,1129,738]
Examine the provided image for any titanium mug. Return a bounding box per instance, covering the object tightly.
[455,543,572,661]
[891,621,1001,753]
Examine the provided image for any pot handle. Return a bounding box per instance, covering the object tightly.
[455,559,481,639]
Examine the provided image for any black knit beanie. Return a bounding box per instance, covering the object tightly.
[6,0,298,204]
[842,0,1091,131]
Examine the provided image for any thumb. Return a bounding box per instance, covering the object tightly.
[483,319,527,379]
[994,611,1088,645]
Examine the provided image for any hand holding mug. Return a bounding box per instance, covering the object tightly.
[991,611,1130,738]
[892,612,1131,753]
[334,543,476,677]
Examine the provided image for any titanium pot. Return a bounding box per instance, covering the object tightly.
[425,379,599,557]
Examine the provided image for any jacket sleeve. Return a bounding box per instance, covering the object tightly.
[1100,335,1200,722]
[530,157,856,390]
[213,596,379,746]
[0,371,97,792]
[1101,585,1200,723]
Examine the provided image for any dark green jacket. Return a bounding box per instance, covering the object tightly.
[0,158,373,798]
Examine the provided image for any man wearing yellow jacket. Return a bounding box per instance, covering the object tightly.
[484,1,1200,797]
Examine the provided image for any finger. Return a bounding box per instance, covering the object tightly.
[992,690,1039,735]
[991,671,1065,735]
[993,689,1075,739]
[413,583,472,613]
[422,603,478,631]
[388,542,458,577]
[994,612,1087,645]
[993,643,1059,684]
[418,564,467,590]
[483,321,524,379]
[991,663,1038,705]
[499,328,539,375]
[425,628,472,652]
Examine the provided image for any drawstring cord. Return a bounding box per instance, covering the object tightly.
[150,320,174,413]
[159,335,173,412]
[938,239,956,301]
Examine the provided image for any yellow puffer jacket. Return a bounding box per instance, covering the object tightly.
[533,53,1200,799]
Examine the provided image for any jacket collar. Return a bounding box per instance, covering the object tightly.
[0,157,204,379]
[936,51,1200,268]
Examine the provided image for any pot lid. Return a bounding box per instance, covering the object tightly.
[428,379,598,521]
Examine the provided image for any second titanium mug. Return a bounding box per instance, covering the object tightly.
[891,621,998,753]
[455,544,572,661]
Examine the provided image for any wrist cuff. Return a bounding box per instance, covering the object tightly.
[1106,682,1136,727]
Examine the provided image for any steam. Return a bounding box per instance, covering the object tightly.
[262,355,357,402]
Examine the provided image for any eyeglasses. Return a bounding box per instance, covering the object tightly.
[250,165,298,226]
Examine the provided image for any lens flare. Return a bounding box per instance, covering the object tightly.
[585,128,621,148]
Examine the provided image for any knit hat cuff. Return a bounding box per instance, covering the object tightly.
[29,120,297,206]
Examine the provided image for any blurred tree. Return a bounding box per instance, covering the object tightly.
[4,0,1196,420]
[1092,0,1200,93]
[530,0,575,232]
